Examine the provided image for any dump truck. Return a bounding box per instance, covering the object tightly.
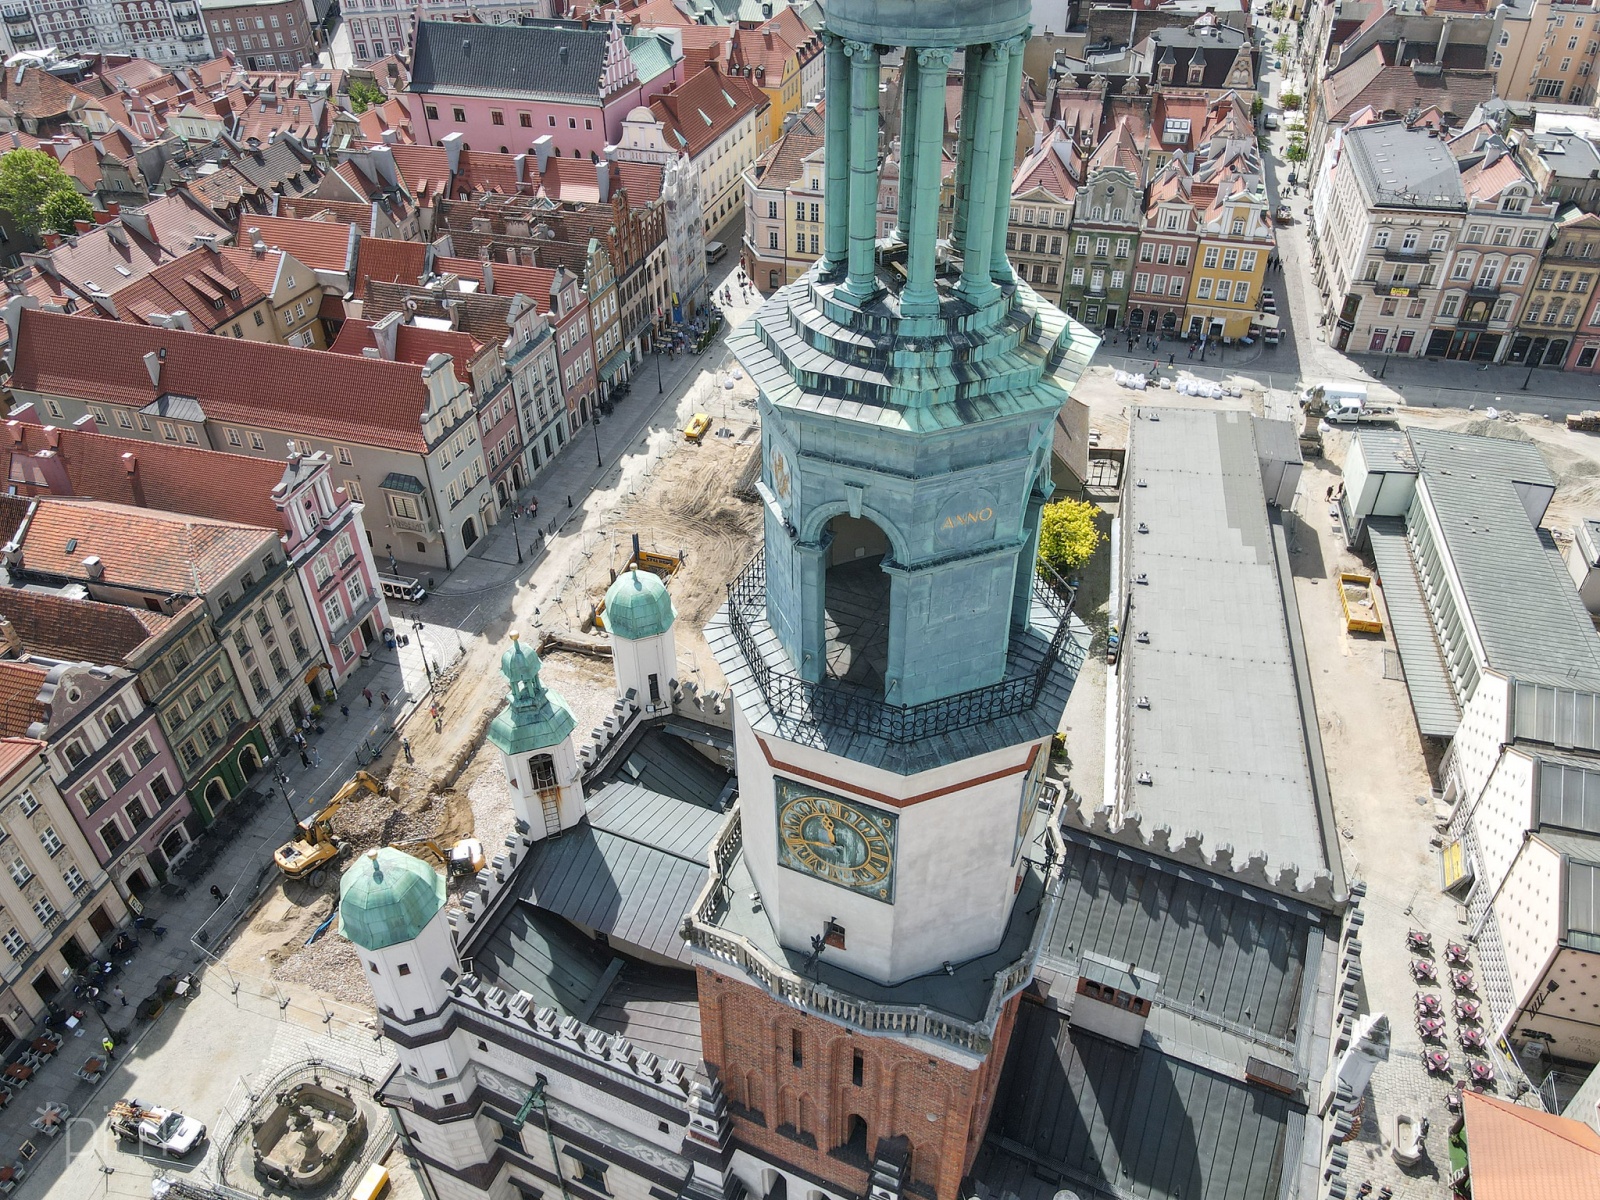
[274,770,385,887]
[1339,572,1384,634]
[110,1099,207,1157]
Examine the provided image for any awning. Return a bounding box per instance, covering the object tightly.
[1251,312,1280,329]
[598,351,631,382]
[378,472,426,495]
[1367,517,1462,738]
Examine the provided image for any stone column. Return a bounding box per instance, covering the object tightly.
[957,41,1011,303]
[841,39,883,302]
[989,36,1028,286]
[821,31,850,274]
[950,53,979,253]
[901,47,953,317]
[895,52,920,243]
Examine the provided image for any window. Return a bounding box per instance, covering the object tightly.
[1134,272,1149,293]
[107,760,130,790]
[1094,236,1109,257]
[31,898,54,926]
[64,866,85,894]
[1241,251,1258,273]
[491,110,504,126]
[1432,231,1450,251]
[1196,277,1213,299]
[1235,282,1250,305]
[1203,247,1219,269]
[1114,238,1130,258]
[1440,293,1462,318]
[133,737,154,766]
[39,828,61,856]
[852,1050,864,1086]
[791,1029,803,1068]
[452,107,465,122]
[1140,244,1154,263]
[1464,224,1486,244]
[2,929,24,959]
[1070,268,1084,285]
[1506,260,1528,285]
[1175,247,1190,266]
[1374,229,1391,249]
[425,104,439,121]
[1215,280,1232,302]
[8,859,31,888]
[17,791,38,816]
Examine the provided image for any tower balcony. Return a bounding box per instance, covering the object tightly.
[707,554,1089,770]
[681,807,1063,1060]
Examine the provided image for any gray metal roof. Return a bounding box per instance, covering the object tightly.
[517,783,722,964]
[1513,681,1600,752]
[1344,122,1468,210]
[975,1002,1303,1200]
[1537,754,1600,834]
[1120,408,1326,873]
[596,724,732,808]
[1251,414,1302,470]
[1408,428,1600,692]
[1577,517,1600,567]
[469,901,615,1016]
[587,963,702,1063]
[410,19,612,100]
[1367,517,1461,738]
[1534,828,1600,947]
[1355,427,1417,475]
[1044,832,1315,1042]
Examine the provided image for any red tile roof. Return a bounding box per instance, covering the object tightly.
[216,244,296,296]
[0,662,47,738]
[3,418,286,529]
[1460,1090,1600,1200]
[649,65,769,159]
[0,737,44,786]
[329,318,483,367]
[107,246,267,329]
[353,237,428,294]
[236,214,355,274]
[9,309,439,454]
[0,587,179,665]
[433,256,557,308]
[19,497,275,595]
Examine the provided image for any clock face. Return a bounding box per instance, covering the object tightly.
[775,777,896,903]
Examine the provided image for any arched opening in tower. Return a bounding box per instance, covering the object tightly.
[822,514,891,692]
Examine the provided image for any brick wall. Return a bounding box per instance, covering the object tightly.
[696,967,1020,1200]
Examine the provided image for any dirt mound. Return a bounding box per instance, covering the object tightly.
[1450,417,1534,442]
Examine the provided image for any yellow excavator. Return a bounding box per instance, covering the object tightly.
[274,770,385,887]
[392,836,487,878]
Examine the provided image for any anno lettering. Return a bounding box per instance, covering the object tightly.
[941,507,995,530]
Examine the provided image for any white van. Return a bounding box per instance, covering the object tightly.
[705,240,728,264]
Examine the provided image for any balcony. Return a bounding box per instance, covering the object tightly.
[681,810,1060,1057]
[181,29,204,41]
[2,7,30,22]
[10,26,36,41]
[1381,246,1437,262]
[1370,281,1424,297]
[171,3,198,16]
[391,514,439,539]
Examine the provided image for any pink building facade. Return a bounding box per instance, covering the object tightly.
[273,451,391,686]
[405,17,678,160]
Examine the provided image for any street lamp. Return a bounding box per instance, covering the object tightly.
[655,345,664,395]
[266,760,296,827]
[1522,359,1536,390]
[411,618,434,687]
[511,505,523,564]
[592,407,603,468]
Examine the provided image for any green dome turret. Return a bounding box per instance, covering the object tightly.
[339,847,446,951]
[603,569,676,641]
[488,633,577,755]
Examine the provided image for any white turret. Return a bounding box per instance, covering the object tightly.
[602,568,678,709]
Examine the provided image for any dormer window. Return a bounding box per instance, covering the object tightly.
[1159,63,1173,83]
[1188,60,1204,84]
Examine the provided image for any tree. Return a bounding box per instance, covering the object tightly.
[1037,498,1103,575]
[1280,91,1302,111]
[1285,139,1308,164]
[348,79,384,115]
[38,189,91,235]
[1251,95,1265,117]
[1274,33,1290,56]
[0,148,83,234]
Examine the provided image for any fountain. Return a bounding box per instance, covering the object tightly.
[251,1080,367,1190]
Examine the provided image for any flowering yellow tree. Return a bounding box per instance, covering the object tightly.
[1037,498,1102,574]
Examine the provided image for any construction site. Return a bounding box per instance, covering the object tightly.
[223,374,766,1008]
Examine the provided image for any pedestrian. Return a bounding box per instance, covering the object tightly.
[1187,344,1195,358]
[210,884,225,905]
[1169,353,1175,365]
[402,737,413,764]
[362,687,373,708]
[298,747,312,768]
[102,1036,115,1059]
[380,690,391,707]
[340,702,349,720]
[114,985,126,1007]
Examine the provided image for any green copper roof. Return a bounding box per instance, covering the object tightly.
[488,634,577,755]
[339,847,446,951]
[624,33,675,87]
[603,569,676,641]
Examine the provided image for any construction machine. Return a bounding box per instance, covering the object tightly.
[273,770,385,887]
[393,836,487,878]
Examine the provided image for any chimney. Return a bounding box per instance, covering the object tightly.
[81,555,104,580]
[121,451,137,476]
[381,128,398,145]
[515,152,528,185]
[72,219,92,234]
[441,131,464,177]
[247,226,267,255]
[143,350,162,389]
[596,159,611,203]
[482,261,495,294]
[372,310,402,360]
[121,209,155,243]
[534,134,553,176]
[369,144,398,187]
[166,310,195,332]
[42,232,60,250]
[0,617,20,658]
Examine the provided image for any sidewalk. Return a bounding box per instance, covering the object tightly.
[0,649,430,1183]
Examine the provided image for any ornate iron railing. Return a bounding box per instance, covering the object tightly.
[723,555,1083,743]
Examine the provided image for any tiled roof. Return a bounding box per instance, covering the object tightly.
[18,497,274,595]
[236,214,355,273]
[183,164,270,210]
[108,246,266,329]
[0,661,47,738]
[23,192,232,300]
[749,104,823,190]
[330,318,484,367]
[1460,1090,1600,1200]
[353,237,427,293]
[0,738,43,786]
[1012,128,1081,200]
[9,309,438,454]
[360,282,517,346]
[409,19,620,100]
[0,587,177,665]
[2,419,285,530]
[649,65,769,158]
[675,25,733,77]
[0,68,93,122]
[433,255,560,308]
[227,135,320,196]
[216,244,293,295]
[625,33,678,87]
[0,496,31,545]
